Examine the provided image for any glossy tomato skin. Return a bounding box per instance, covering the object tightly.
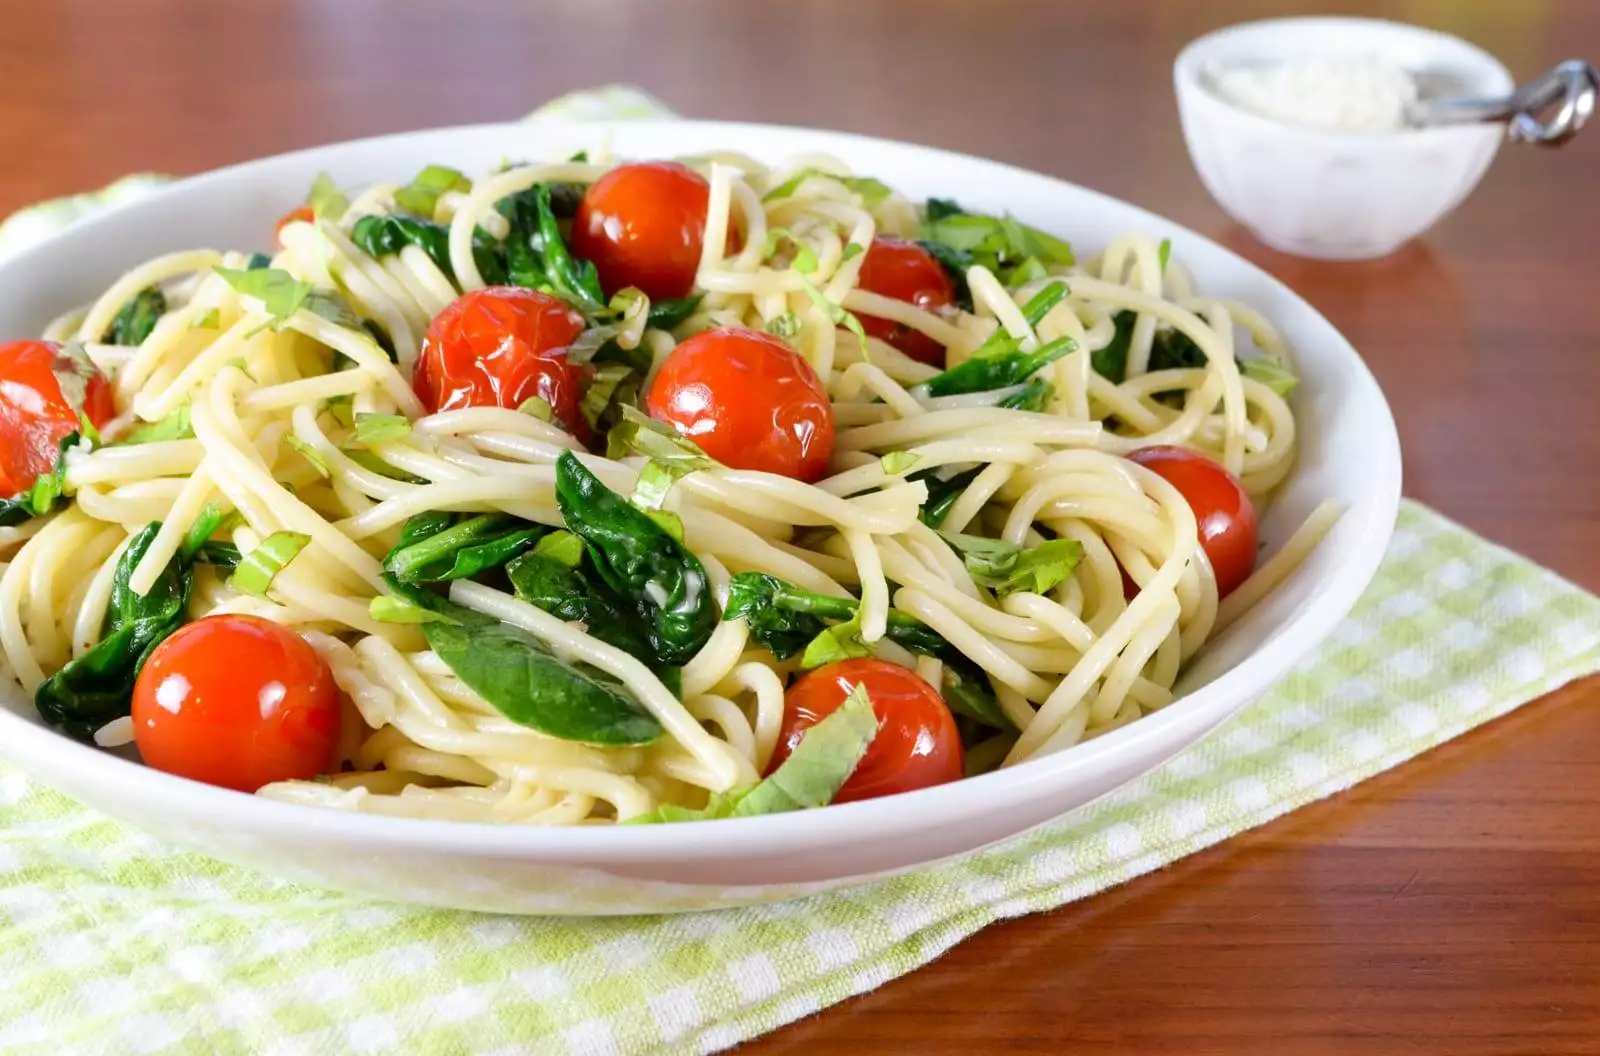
[771,659,963,804]
[645,327,834,481]
[1128,445,1258,598]
[854,236,956,367]
[131,615,341,793]
[569,161,714,301]
[415,286,591,440]
[275,204,315,236]
[0,340,116,498]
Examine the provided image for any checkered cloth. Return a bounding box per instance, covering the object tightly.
[3,89,1598,1056]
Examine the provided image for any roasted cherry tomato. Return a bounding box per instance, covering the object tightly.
[132,615,341,793]
[275,204,315,236]
[0,340,116,498]
[414,286,591,440]
[645,327,834,481]
[853,236,957,367]
[1128,445,1258,598]
[569,161,716,300]
[771,659,963,804]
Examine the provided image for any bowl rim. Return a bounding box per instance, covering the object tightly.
[0,117,1402,860]
[1174,15,1516,143]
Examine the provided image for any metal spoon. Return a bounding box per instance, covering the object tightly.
[1406,59,1598,145]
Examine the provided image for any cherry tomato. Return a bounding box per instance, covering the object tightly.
[645,327,834,481]
[414,286,591,440]
[569,161,715,301]
[1128,445,1258,598]
[853,236,957,367]
[131,615,341,793]
[771,659,963,804]
[0,340,116,498]
[275,204,315,236]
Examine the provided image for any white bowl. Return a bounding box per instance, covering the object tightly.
[1175,17,1513,260]
[0,120,1401,915]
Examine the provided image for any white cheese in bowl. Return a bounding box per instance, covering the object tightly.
[1205,56,1419,133]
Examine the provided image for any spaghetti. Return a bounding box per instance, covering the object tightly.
[0,145,1337,824]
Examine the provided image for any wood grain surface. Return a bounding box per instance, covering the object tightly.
[2,1,1598,1052]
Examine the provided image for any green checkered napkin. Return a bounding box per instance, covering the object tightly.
[4,89,1600,1056]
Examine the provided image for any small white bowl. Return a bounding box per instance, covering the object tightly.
[1175,17,1514,260]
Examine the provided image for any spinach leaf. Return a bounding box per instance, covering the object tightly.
[1092,309,1135,382]
[244,253,272,270]
[350,213,508,289]
[626,684,879,823]
[918,238,975,312]
[998,376,1056,412]
[646,293,704,331]
[103,287,166,346]
[384,512,545,584]
[35,522,196,742]
[1092,311,1299,392]
[1148,320,1207,373]
[920,335,1075,398]
[723,571,1013,732]
[914,466,982,529]
[532,183,604,308]
[497,185,603,308]
[505,551,659,668]
[920,198,1074,285]
[0,432,81,527]
[941,661,1015,731]
[351,214,453,277]
[554,451,715,667]
[383,576,662,746]
[193,542,243,573]
[723,573,828,660]
[725,573,948,662]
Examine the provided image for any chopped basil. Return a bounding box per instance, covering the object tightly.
[937,531,1083,596]
[393,164,471,219]
[624,683,880,823]
[766,312,803,339]
[800,612,873,668]
[880,451,920,475]
[1239,356,1299,397]
[284,436,331,478]
[228,531,311,598]
[352,413,411,445]
[214,267,311,330]
[306,172,349,222]
[764,168,894,206]
[120,406,193,445]
[764,228,819,274]
[799,276,868,353]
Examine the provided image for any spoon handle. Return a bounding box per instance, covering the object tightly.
[1411,59,1598,145]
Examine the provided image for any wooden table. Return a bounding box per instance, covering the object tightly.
[3,1,1598,1051]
